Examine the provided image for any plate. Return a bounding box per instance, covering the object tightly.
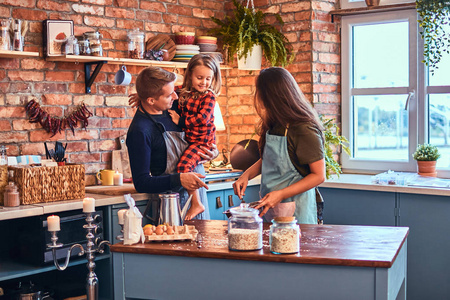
[145,34,176,61]
[176,45,200,50]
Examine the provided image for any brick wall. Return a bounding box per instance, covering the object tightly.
[0,0,340,185]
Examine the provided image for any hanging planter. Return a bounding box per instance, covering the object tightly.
[237,44,262,70]
[209,0,293,70]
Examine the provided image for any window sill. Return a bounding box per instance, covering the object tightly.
[330,3,416,20]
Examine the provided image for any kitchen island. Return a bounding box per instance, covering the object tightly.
[111,220,408,300]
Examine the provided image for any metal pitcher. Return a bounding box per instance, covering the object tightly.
[144,192,191,226]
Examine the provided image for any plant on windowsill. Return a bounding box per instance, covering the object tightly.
[321,117,351,179]
[208,0,293,70]
[416,0,450,75]
[412,143,441,176]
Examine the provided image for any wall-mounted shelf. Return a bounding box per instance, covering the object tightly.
[0,49,40,59]
[46,55,231,93]
[330,3,416,21]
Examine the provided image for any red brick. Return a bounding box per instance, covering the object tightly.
[0,120,12,131]
[89,140,116,151]
[316,32,340,43]
[228,105,255,115]
[112,118,132,128]
[84,16,115,28]
[313,41,338,53]
[8,71,43,82]
[312,1,337,12]
[66,129,99,141]
[313,103,340,115]
[320,74,340,84]
[21,59,56,70]
[116,0,138,8]
[37,0,71,11]
[178,16,202,27]
[0,107,26,118]
[96,107,126,118]
[140,1,166,12]
[318,93,341,104]
[145,22,171,33]
[282,2,310,12]
[1,58,20,69]
[98,85,128,95]
[42,94,72,106]
[100,129,128,139]
[313,84,338,93]
[29,130,64,142]
[167,5,192,16]
[12,8,47,20]
[69,153,101,163]
[73,95,104,106]
[284,22,309,32]
[193,8,215,19]
[312,63,336,73]
[116,19,145,30]
[19,143,46,155]
[34,83,67,93]
[81,0,113,5]
[45,71,75,82]
[12,119,40,131]
[162,14,178,24]
[73,4,105,15]
[65,141,89,152]
[318,53,340,64]
[88,118,111,129]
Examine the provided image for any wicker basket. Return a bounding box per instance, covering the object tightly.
[0,165,8,205]
[10,164,85,205]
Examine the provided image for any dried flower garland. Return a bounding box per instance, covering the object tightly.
[25,99,93,137]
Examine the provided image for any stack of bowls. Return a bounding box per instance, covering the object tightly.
[197,36,217,52]
[173,44,200,62]
[174,32,195,45]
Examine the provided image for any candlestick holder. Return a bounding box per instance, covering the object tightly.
[47,212,110,300]
[116,224,124,241]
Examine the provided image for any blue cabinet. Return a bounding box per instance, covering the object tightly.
[207,185,260,220]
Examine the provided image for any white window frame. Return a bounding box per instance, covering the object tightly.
[341,9,419,173]
[340,0,415,10]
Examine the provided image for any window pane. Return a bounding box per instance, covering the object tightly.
[428,24,450,86]
[429,94,450,168]
[353,22,409,88]
[353,95,409,160]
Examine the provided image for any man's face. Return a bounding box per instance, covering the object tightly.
[191,65,214,93]
[151,81,178,113]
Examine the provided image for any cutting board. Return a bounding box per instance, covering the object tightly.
[145,34,176,61]
[86,184,137,196]
[112,134,132,180]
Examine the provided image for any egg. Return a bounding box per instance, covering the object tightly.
[143,227,153,235]
[155,226,164,235]
[166,226,174,235]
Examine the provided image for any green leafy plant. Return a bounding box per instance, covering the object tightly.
[321,117,351,179]
[416,0,450,74]
[412,143,441,161]
[209,0,293,67]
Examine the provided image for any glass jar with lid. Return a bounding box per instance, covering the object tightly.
[228,203,262,251]
[79,39,90,55]
[90,44,103,57]
[83,31,102,48]
[127,29,145,59]
[0,19,11,50]
[269,217,300,254]
[65,35,79,55]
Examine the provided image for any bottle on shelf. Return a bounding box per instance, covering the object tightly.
[65,35,80,55]
[13,19,23,51]
[0,18,11,51]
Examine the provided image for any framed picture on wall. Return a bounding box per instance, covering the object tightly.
[43,20,73,57]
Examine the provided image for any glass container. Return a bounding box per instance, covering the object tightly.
[83,31,102,48]
[127,29,145,59]
[269,217,300,254]
[90,44,103,57]
[228,203,262,251]
[79,39,90,55]
[65,35,79,55]
[0,19,11,50]
[13,19,23,51]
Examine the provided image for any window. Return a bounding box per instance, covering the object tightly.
[341,9,450,177]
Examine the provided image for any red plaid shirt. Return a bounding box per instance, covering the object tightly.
[177,89,216,145]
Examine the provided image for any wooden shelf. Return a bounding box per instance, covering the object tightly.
[330,3,416,19]
[0,49,40,59]
[46,55,232,69]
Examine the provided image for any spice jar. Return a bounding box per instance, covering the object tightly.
[65,35,79,55]
[269,217,300,254]
[4,181,20,207]
[228,203,262,251]
[90,44,103,57]
[0,19,11,50]
[83,31,102,56]
[79,39,90,55]
[127,29,145,59]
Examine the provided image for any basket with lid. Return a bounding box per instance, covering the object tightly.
[269,217,300,254]
[228,203,262,251]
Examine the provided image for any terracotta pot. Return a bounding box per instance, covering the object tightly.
[417,160,437,176]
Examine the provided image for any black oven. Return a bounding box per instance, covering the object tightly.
[14,209,104,266]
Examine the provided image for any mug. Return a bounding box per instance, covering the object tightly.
[96,169,115,186]
[115,65,132,86]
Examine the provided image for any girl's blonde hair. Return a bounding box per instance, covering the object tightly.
[181,54,222,95]
[254,67,324,154]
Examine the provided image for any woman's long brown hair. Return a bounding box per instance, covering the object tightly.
[254,67,324,155]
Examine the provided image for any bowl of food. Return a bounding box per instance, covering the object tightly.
[175,32,195,45]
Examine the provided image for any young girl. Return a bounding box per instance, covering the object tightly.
[129,54,222,220]
[168,54,222,220]
[232,67,325,224]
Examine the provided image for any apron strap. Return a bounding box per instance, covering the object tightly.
[284,124,289,136]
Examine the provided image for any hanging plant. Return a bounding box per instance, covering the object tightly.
[209,0,293,67]
[416,0,450,74]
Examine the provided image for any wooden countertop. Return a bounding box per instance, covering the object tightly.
[110,220,409,268]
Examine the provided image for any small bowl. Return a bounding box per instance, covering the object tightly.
[175,32,195,36]
[197,36,217,43]
[198,43,217,52]
[197,39,217,44]
[175,35,195,45]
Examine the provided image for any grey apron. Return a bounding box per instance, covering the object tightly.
[260,128,316,224]
[142,108,210,221]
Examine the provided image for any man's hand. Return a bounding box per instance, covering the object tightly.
[129,93,140,108]
[168,110,180,125]
[180,173,209,190]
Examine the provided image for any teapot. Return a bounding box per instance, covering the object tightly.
[144,192,191,226]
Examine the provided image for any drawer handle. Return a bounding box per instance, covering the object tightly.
[216,197,222,208]
[228,195,234,207]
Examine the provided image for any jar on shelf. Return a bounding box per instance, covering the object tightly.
[79,39,90,55]
[228,203,262,251]
[90,44,103,57]
[65,35,80,55]
[269,217,300,254]
[13,19,23,51]
[83,31,102,53]
[127,29,145,59]
[0,19,11,50]
[4,181,20,207]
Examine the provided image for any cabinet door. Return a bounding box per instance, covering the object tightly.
[398,193,450,300]
[207,190,226,220]
[320,188,396,226]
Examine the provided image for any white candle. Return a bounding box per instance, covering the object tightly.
[114,171,123,186]
[83,197,95,213]
[47,215,60,231]
[118,209,127,225]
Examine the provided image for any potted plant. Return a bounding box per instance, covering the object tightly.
[412,143,441,176]
[321,117,351,179]
[416,0,450,75]
[209,0,293,70]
